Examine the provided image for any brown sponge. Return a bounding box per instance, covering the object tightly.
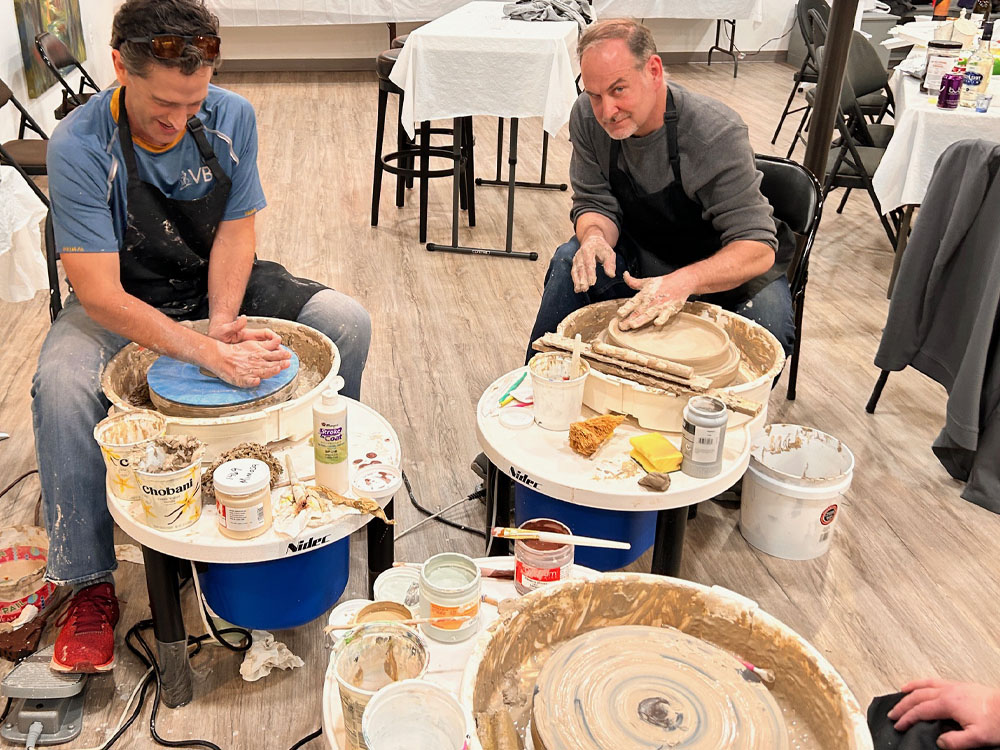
[569,414,625,457]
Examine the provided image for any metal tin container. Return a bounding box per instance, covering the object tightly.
[680,396,729,479]
[514,518,574,596]
[938,72,964,109]
[418,553,481,643]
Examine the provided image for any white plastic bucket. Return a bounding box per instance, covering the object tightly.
[362,679,470,750]
[740,424,855,560]
[528,352,590,431]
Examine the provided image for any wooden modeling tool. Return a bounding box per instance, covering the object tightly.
[324,615,474,632]
[491,527,631,550]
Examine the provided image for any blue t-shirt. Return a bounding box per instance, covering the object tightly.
[47,84,266,256]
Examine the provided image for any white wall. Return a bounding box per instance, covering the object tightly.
[0,2,119,144]
[218,0,798,65]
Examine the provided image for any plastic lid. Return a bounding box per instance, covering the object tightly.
[928,39,963,49]
[351,464,403,500]
[212,458,271,496]
[322,376,346,406]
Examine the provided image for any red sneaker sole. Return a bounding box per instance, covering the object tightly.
[50,655,115,674]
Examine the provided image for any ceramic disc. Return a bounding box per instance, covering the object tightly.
[146,348,299,408]
[531,625,789,750]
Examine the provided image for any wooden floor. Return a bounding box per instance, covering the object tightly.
[2,60,999,748]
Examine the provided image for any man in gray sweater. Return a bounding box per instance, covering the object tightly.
[526,19,794,360]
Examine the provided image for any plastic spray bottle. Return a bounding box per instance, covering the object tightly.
[313,376,349,494]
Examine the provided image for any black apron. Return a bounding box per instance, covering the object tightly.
[117,86,325,321]
[609,89,794,307]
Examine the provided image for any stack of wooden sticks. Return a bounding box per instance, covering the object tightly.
[531,332,761,418]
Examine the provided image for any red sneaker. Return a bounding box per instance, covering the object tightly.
[50,583,120,673]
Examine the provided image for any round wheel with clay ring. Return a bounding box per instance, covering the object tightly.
[531,625,789,750]
[146,349,299,417]
[606,313,731,371]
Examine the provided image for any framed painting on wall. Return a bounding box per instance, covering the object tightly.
[13,0,88,98]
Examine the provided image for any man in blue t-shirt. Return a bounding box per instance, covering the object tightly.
[32,0,371,674]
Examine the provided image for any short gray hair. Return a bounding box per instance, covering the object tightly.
[111,0,220,77]
[578,19,657,66]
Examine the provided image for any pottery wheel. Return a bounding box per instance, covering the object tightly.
[531,625,789,750]
[146,348,299,418]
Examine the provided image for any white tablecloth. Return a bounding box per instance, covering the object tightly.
[389,1,580,138]
[0,166,48,304]
[208,0,764,25]
[872,56,1000,212]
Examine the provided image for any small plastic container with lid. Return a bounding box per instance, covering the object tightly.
[212,458,273,540]
[514,518,574,596]
[680,396,729,479]
[418,552,481,643]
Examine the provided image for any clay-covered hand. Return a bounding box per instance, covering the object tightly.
[214,337,292,388]
[208,315,282,348]
[888,680,1000,749]
[616,272,690,330]
[571,235,618,293]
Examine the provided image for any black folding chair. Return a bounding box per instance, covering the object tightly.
[815,43,901,248]
[34,32,100,120]
[786,12,894,158]
[0,78,48,176]
[772,0,830,146]
[755,154,824,401]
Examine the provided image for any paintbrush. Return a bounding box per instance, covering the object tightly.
[391,561,516,580]
[324,615,474,633]
[739,660,776,685]
[491,527,631,550]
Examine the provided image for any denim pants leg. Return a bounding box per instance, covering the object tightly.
[31,297,128,585]
[296,289,372,401]
[729,276,795,357]
[525,236,634,364]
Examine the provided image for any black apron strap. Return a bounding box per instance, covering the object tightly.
[185,115,228,181]
[117,88,140,179]
[664,89,682,185]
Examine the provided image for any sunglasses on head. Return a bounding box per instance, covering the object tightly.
[125,33,221,61]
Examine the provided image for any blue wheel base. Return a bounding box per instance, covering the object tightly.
[147,349,299,408]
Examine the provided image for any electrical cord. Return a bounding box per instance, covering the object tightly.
[402,470,487,539]
[288,728,322,749]
[724,20,796,58]
[0,470,37,501]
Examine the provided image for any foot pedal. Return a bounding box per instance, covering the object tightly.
[1,646,87,746]
[470,452,489,483]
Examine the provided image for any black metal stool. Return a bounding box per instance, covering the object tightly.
[371,48,475,243]
[390,34,409,49]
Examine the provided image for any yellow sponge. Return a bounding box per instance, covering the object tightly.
[629,433,682,473]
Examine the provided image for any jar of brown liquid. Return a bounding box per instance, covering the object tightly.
[514,518,574,595]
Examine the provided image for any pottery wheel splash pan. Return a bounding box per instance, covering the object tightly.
[146,348,300,418]
[461,574,872,750]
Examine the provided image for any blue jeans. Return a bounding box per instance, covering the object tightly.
[31,289,371,585]
[526,236,795,364]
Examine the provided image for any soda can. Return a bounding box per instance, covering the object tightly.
[938,73,964,109]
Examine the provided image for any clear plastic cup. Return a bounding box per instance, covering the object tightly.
[334,623,429,750]
[528,352,590,431]
[976,93,993,112]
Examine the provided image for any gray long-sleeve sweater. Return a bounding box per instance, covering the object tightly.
[875,139,1000,513]
[569,82,780,254]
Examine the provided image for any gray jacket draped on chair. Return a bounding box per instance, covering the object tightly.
[875,139,1000,514]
